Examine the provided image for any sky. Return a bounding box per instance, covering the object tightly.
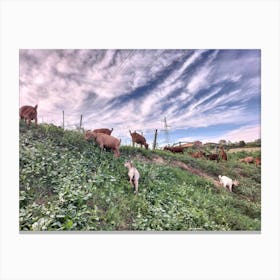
[19,49,261,147]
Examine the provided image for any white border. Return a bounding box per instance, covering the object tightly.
[1,1,280,280]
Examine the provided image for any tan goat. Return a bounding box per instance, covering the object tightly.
[124,161,140,194]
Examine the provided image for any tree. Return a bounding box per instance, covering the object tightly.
[255,139,261,146]
[219,139,227,145]
[239,140,246,147]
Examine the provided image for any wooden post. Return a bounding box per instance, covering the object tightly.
[62,110,64,129]
[79,114,83,131]
[153,129,158,150]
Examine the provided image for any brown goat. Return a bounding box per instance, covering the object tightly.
[19,104,38,127]
[254,157,261,166]
[129,130,148,149]
[163,146,185,153]
[85,131,121,158]
[239,156,254,164]
[93,128,113,135]
[189,151,205,158]
[219,146,228,161]
[205,153,219,162]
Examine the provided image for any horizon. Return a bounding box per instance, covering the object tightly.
[19,49,261,147]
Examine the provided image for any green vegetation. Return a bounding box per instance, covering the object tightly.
[19,122,261,231]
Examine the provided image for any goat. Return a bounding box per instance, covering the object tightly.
[163,146,185,153]
[129,130,148,149]
[205,153,219,162]
[19,104,38,127]
[218,175,239,192]
[124,161,140,194]
[93,128,113,135]
[239,156,254,164]
[189,151,205,158]
[254,157,261,167]
[85,131,121,158]
[219,146,228,161]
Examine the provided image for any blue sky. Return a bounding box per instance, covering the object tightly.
[19,49,261,147]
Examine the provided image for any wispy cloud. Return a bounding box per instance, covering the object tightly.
[19,49,261,145]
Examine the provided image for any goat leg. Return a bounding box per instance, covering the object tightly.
[134,180,138,194]
[129,178,134,189]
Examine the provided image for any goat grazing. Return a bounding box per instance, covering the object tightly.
[93,128,113,135]
[124,161,140,194]
[163,146,185,153]
[189,151,205,158]
[129,130,148,149]
[85,131,121,158]
[254,157,261,167]
[218,175,239,192]
[239,156,254,164]
[205,153,219,162]
[19,104,38,127]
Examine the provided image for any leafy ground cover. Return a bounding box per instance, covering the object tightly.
[19,122,261,231]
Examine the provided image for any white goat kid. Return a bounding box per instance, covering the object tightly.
[124,161,140,194]
[218,175,239,192]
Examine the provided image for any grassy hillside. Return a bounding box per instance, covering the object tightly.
[19,122,261,231]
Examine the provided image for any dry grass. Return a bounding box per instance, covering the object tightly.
[227,147,261,153]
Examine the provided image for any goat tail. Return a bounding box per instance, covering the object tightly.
[34,104,38,110]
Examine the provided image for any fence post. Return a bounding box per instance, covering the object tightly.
[79,114,83,131]
[153,129,158,150]
[62,110,64,129]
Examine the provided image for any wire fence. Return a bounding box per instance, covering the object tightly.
[35,111,184,148]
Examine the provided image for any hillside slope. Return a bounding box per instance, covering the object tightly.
[19,122,261,231]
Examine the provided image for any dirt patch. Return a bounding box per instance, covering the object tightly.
[149,155,253,202]
[152,155,166,164]
[150,155,222,189]
[170,160,222,188]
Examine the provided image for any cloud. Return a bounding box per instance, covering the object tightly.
[218,124,261,143]
[205,124,260,143]
[19,49,261,143]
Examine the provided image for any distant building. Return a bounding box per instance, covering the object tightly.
[204,142,218,147]
[176,141,202,148]
[180,142,195,148]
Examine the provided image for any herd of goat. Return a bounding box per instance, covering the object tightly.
[19,104,261,165]
[164,145,261,166]
[20,104,261,193]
